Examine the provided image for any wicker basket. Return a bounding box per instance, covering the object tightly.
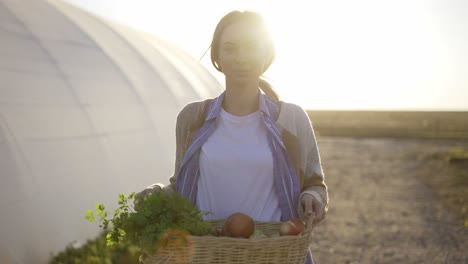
[140,217,315,264]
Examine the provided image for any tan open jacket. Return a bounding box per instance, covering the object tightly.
[157,98,328,220]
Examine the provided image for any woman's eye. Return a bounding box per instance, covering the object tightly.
[224,46,236,53]
[245,43,260,53]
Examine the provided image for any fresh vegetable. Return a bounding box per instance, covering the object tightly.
[279,219,305,236]
[249,229,267,239]
[85,192,212,254]
[49,232,140,264]
[221,212,255,238]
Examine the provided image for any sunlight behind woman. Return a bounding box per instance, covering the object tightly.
[64,0,468,111]
[256,1,449,110]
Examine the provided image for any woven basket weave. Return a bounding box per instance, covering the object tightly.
[140,217,314,264]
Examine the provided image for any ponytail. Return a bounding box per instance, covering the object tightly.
[259,77,279,101]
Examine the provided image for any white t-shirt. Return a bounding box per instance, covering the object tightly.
[197,108,281,221]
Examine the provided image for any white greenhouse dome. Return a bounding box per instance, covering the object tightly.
[0,0,223,263]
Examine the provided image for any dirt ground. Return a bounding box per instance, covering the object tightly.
[309,137,468,264]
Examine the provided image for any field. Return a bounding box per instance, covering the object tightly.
[307,111,468,263]
[307,111,468,139]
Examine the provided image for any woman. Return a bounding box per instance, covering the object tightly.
[136,10,328,263]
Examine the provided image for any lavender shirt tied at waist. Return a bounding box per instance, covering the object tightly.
[175,92,313,263]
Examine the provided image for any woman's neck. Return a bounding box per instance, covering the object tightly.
[223,81,260,117]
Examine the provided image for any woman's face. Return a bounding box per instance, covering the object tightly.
[217,22,268,85]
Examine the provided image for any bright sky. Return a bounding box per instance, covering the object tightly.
[64,0,467,111]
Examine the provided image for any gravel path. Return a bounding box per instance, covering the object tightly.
[309,137,468,264]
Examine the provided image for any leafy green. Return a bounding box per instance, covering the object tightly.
[86,192,212,254]
[49,232,140,264]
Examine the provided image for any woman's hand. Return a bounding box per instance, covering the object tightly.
[301,193,325,223]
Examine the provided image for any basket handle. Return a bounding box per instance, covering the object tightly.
[304,212,317,233]
[302,213,316,246]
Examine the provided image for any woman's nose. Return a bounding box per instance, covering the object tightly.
[234,47,249,64]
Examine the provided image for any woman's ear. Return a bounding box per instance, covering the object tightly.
[261,50,273,74]
[214,60,223,72]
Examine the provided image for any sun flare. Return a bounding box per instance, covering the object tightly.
[65,0,467,111]
[242,1,450,110]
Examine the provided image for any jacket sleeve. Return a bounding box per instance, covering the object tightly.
[297,107,329,218]
[163,107,186,193]
[149,104,192,194]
